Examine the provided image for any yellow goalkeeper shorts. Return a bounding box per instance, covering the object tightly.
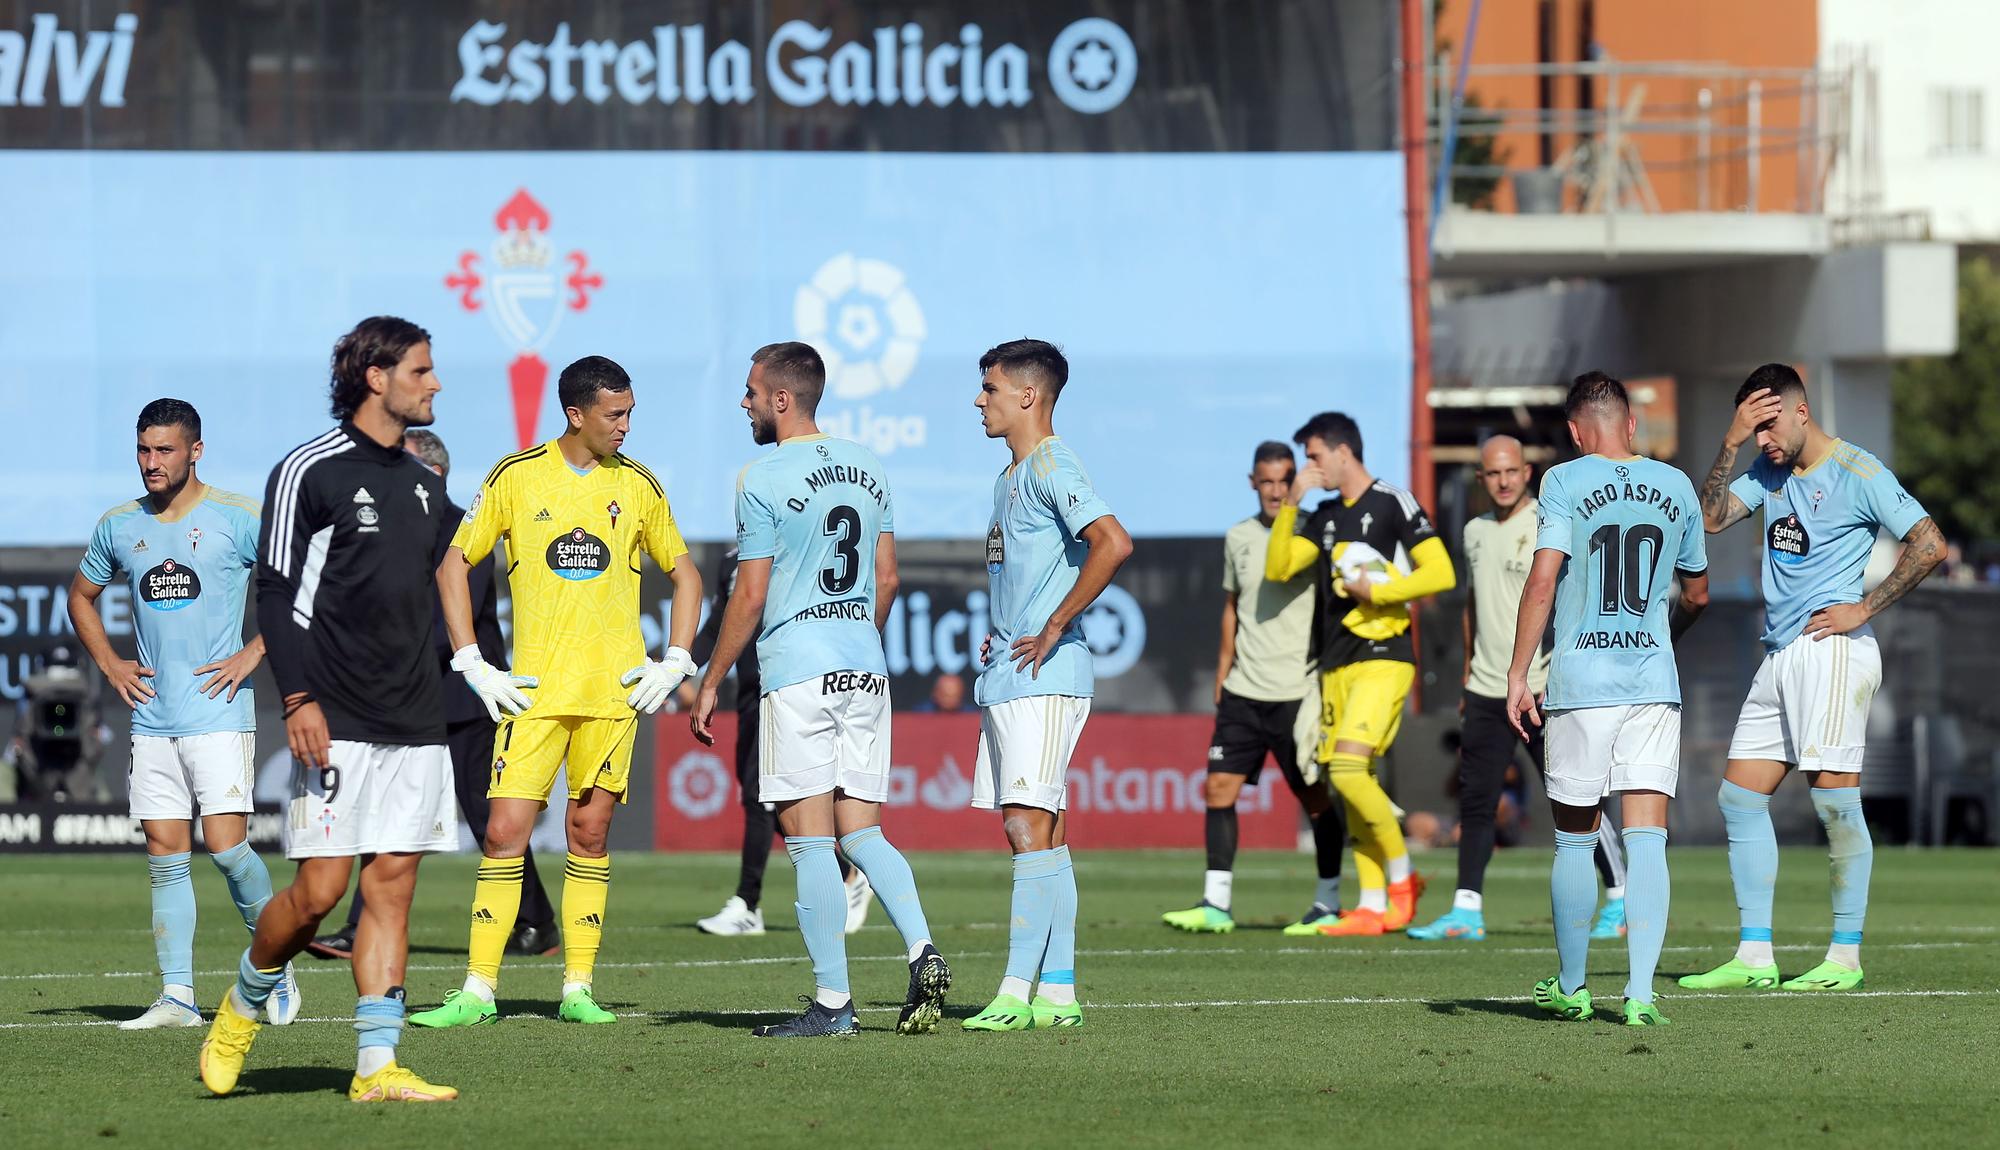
[489,714,639,807]
[1316,660,1416,765]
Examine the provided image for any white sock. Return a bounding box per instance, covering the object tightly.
[1313,877,1341,910]
[356,1046,395,1078]
[1453,889,1483,912]
[164,982,195,1005]
[907,939,932,964]
[461,973,496,1003]
[1203,870,1233,911]
[1826,942,1861,969]
[561,980,589,999]
[998,975,1033,1001]
[1358,888,1388,913]
[227,985,259,1017]
[813,985,848,1009]
[1605,885,1626,901]
[1387,856,1412,884]
[1039,982,1076,1006]
[1736,940,1775,968]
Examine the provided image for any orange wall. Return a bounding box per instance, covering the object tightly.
[1438,0,1819,214]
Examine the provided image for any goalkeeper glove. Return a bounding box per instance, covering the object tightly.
[451,645,537,722]
[622,646,696,715]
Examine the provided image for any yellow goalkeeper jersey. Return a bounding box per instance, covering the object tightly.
[452,442,689,719]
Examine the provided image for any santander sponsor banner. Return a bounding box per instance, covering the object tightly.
[653,712,1300,851]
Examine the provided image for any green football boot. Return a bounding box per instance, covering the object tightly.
[558,986,618,1023]
[1161,903,1235,933]
[1280,903,1341,937]
[1780,960,1864,991]
[409,988,498,1028]
[1533,975,1594,1021]
[1622,1000,1671,1027]
[962,993,1034,1032]
[1030,996,1084,1030]
[1677,956,1780,990]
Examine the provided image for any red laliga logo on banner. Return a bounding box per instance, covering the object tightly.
[654,713,1301,851]
[444,189,604,449]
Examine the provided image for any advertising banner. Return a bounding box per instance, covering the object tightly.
[652,711,1301,852]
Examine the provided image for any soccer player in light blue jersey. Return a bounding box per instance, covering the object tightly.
[1680,364,1944,993]
[66,399,299,1030]
[1508,373,1710,1027]
[961,339,1133,1033]
[691,341,950,1037]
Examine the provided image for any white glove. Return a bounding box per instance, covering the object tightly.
[451,645,537,722]
[622,646,695,715]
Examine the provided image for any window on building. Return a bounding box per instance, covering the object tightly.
[1929,87,1986,156]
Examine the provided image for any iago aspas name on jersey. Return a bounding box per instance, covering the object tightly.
[1572,476,1691,524]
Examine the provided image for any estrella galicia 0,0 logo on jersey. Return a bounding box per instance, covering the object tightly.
[139,558,201,610]
[547,527,611,580]
[1769,512,1810,564]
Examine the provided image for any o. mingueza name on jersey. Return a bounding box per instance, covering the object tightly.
[820,671,886,696]
[1574,480,1690,524]
[785,463,888,512]
[792,597,872,625]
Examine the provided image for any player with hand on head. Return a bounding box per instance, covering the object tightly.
[413,355,701,1029]
[690,341,948,1037]
[1511,372,1709,1028]
[1409,435,1628,943]
[68,399,296,1031]
[1162,440,1347,935]
[1679,364,1943,993]
[199,317,458,1101]
[1266,412,1456,936]
[962,339,1132,1033]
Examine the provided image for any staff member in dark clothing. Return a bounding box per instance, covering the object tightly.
[308,429,558,960]
[691,545,868,936]
[197,316,460,1103]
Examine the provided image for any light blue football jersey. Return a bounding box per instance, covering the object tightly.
[77,488,261,737]
[1537,456,1706,711]
[1728,440,1926,652]
[735,435,894,693]
[976,437,1114,707]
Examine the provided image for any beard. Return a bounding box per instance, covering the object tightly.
[750,414,776,445]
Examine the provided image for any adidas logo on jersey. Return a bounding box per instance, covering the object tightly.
[534,508,553,522]
[353,487,375,504]
[131,539,148,553]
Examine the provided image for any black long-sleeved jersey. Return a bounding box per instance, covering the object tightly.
[257,422,450,746]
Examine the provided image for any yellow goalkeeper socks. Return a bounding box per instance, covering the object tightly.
[466,855,524,993]
[562,853,611,988]
[1331,752,1406,909]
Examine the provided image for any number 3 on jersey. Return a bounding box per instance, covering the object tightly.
[821,506,861,595]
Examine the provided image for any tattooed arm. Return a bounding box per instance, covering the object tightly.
[1804,517,1946,640]
[1702,388,1784,533]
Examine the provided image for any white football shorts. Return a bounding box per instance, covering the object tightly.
[1727,632,1880,771]
[1544,703,1681,805]
[758,672,893,805]
[128,731,256,821]
[973,695,1091,814]
[286,741,457,859]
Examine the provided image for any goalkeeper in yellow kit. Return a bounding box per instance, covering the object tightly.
[1266,412,1455,935]
[413,356,701,1027]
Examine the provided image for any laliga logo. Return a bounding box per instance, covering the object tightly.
[795,253,928,456]
[443,189,605,450]
[667,750,732,819]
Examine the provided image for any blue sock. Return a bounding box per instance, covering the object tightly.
[1551,830,1598,995]
[1006,848,1063,990]
[1719,780,1778,957]
[838,826,932,953]
[786,837,849,1000]
[1039,847,1079,1003]
[147,852,196,990]
[1620,826,1670,1004]
[1811,787,1871,962]
[209,841,273,934]
[233,948,284,1011]
[355,993,404,1066]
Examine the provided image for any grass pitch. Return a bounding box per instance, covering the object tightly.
[1,846,1995,1148]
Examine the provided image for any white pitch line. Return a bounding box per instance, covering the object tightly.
[4,987,1996,1031]
[0,940,1978,985]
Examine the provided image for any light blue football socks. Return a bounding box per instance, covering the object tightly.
[1620,826,1670,1004]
